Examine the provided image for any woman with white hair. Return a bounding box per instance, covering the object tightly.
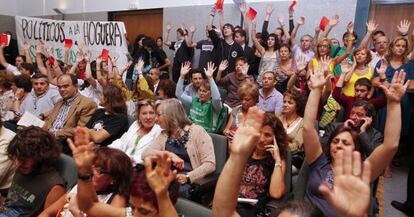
[142,98,216,198]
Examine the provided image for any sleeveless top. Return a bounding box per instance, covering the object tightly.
[257,52,279,83]
[342,66,373,97]
[4,169,65,217]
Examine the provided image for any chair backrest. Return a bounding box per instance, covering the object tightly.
[208,133,228,175]
[293,161,310,200]
[175,198,212,217]
[56,154,78,190]
[284,151,292,194]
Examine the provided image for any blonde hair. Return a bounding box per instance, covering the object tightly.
[315,37,332,59]
[238,81,259,101]
[385,36,409,64]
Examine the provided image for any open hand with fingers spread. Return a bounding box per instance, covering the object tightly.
[180,61,192,77]
[204,61,216,79]
[67,127,95,174]
[379,70,409,103]
[319,149,371,217]
[397,19,411,36]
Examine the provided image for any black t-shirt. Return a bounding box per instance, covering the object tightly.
[196,40,214,70]
[208,30,244,76]
[85,109,129,147]
[169,40,194,73]
[141,48,168,74]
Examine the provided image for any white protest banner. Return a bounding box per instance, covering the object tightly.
[15,16,128,69]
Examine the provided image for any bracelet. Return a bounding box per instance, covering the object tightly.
[275,161,282,168]
[78,173,92,181]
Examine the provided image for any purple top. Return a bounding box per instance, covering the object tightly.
[219,72,253,108]
[258,88,283,113]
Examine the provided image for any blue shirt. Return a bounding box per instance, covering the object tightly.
[257,88,283,113]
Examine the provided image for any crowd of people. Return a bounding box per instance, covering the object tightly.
[0,2,413,217]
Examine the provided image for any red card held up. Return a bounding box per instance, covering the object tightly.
[319,16,330,31]
[64,39,73,48]
[289,0,297,10]
[247,7,257,21]
[0,34,11,46]
[48,56,55,66]
[215,0,223,10]
[101,49,109,61]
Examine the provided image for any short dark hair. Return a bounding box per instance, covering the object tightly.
[234,29,247,38]
[32,73,49,81]
[157,79,177,99]
[283,90,306,117]
[223,23,235,32]
[342,32,358,43]
[190,69,205,79]
[325,125,362,162]
[355,78,372,91]
[14,74,32,92]
[20,63,35,75]
[7,126,60,169]
[373,30,385,38]
[353,100,376,118]
[235,57,248,64]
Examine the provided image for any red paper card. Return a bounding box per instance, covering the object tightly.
[215,0,223,10]
[319,16,330,31]
[0,34,11,46]
[64,39,73,48]
[289,0,297,10]
[101,49,109,61]
[247,7,257,21]
[48,56,55,66]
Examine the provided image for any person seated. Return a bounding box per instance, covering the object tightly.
[43,74,97,154]
[109,100,162,165]
[278,90,305,171]
[0,126,65,216]
[175,65,203,99]
[212,107,373,217]
[302,67,405,216]
[18,73,61,117]
[157,79,177,100]
[236,113,288,217]
[68,127,179,217]
[333,73,385,121]
[223,81,258,143]
[142,98,216,198]
[0,115,16,196]
[85,84,129,147]
[176,61,223,132]
[39,147,133,217]
[216,57,254,108]
[0,45,32,76]
[257,71,283,114]
[320,100,383,157]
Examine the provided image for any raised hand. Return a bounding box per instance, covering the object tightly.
[96,56,102,65]
[230,106,265,157]
[347,21,354,33]
[277,17,285,26]
[296,16,305,26]
[180,61,191,77]
[320,55,331,73]
[75,52,83,63]
[218,60,228,72]
[36,41,45,54]
[266,4,274,15]
[366,20,378,33]
[340,60,355,75]
[295,55,307,72]
[190,25,196,33]
[83,51,92,62]
[241,63,249,75]
[23,42,30,52]
[166,23,172,32]
[67,127,95,172]
[375,59,388,77]
[329,15,340,27]
[144,153,177,196]
[308,64,333,89]
[379,70,409,103]
[319,150,371,217]
[204,61,216,79]
[239,2,247,15]
[397,19,411,36]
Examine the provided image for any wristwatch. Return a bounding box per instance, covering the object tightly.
[275,161,282,168]
[78,173,92,181]
[185,174,190,183]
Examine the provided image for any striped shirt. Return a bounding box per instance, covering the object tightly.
[51,94,78,131]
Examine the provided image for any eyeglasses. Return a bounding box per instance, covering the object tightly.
[318,44,330,48]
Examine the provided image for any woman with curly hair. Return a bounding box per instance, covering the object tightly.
[1,126,65,217]
[236,112,288,217]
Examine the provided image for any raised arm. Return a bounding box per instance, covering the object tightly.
[290,16,305,47]
[204,61,222,112]
[215,60,228,82]
[213,107,264,217]
[0,46,11,69]
[366,70,407,181]
[358,20,378,49]
[187,25,196,48]
[333,22,354,66]
[302,64,332,164]
[312,25,321,49]
[164,24,173,47]
[396,19,411,39]
[175,61,193,107]
[68,52,83,75]
[23,42,33,63]
[277,16,291,44]
[251,20,266,56]
[217,6,224,31]
[321,14,339,39]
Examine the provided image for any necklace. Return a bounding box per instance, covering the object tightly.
[285,115,299,128]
